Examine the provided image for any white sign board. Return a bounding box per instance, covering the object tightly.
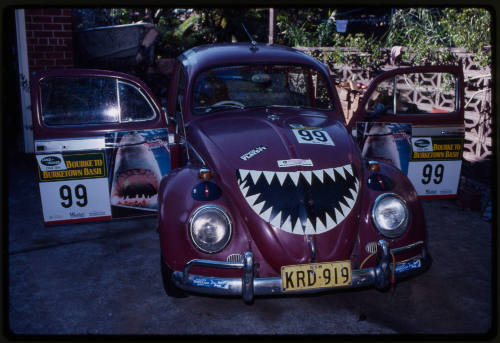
[407,160,462,197]
[37,151,111,225]
[39,178,111,224]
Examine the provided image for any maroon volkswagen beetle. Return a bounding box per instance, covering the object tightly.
[31,43,441,303]
[157,43,430,302]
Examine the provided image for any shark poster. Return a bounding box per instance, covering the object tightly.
[356,122,412,175]
[105,129,171,219]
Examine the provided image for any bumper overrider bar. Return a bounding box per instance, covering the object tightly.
[171,240,431,303]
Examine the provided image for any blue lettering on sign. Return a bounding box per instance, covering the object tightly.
[192,277,230,289]
[395,259,421,274]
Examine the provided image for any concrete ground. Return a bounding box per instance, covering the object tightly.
[6,147,494,336]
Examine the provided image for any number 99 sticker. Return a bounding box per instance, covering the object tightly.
[39,178,111,224]
[407,160,462,197]
[292,128,335,146]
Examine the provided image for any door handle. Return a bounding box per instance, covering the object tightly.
[441,129,464,135]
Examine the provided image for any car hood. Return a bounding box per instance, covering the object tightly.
[186,108,363,271]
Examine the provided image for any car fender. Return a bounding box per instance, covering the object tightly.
[353,160,426,267]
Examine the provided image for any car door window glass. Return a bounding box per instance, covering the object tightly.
[365,77,395,116]
[365,72,457,116]
[118,81,156,122]
[40,77,118,126]
[395,72,457,114]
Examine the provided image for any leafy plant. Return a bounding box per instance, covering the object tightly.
[385,8,491,66]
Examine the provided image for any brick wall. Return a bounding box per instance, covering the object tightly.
[24,8,74,71]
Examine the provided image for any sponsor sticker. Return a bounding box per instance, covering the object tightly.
[411,137,433,152]
[38,152,107,182]
[411,137,463,161]
[36,154,67,172]
[395,259,421,274]
[240,146,267,161]
[192,277,230,289]
[277,159,313,168]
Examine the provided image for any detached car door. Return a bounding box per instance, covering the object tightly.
[31,69,177,225]
[349,65,464,198]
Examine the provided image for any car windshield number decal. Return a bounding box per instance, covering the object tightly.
[293,129,335,146]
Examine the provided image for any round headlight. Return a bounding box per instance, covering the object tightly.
[189,205,232,253]
[371,193,409,238]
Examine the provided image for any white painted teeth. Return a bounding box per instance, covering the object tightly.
[239,164,356,187]
[238,163,359,235]
[249,170,261,184]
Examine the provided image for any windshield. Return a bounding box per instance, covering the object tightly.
[192,65,334,114]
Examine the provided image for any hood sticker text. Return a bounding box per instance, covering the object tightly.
[240,146,267,161]
[277,159,313,168]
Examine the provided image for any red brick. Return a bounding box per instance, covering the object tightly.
[38,59,55,66]
[25,9,43,15]
[53,16,72,23]
[54,45,70,51]
[43,23,62,31]
[27,45,36,52]
[32,16,52,23]
[47,52,64,59]
[26,23,43,31]
[37,38,48,45]
[55,59,73,65]
[63,24,73,31]
[36,45,54,52]
[34,31,53,38]
[62,9,73,16]
[49,38,58,45]
[28,38,37,45]
[53,31,72,38]
[29,52,46,59]
[43,9,62,16]
[64,51,73,58]
[26,30,34,38]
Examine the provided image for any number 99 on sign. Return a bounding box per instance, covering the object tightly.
[59,184,88,208]
[39,178,111,223]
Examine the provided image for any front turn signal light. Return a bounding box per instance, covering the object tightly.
[199,168,212,180]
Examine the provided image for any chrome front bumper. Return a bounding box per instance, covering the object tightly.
[171,240,430,303]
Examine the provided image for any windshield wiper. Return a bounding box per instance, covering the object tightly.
[266,105,314,110]
[265,105,334,111]
[195,103,246,113]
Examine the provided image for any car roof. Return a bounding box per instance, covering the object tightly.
[178,43,329,78]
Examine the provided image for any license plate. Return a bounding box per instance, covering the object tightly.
[281,261,352,292]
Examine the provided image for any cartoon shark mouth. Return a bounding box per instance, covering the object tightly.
[237,163,359,235]
[111,168,159,208]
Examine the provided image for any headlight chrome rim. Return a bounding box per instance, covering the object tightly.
[371,193,410,238]
[189,204,232,254]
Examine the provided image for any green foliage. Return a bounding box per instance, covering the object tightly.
[276,8,336,46]
[73,8,491,66]
[385,8,491,66]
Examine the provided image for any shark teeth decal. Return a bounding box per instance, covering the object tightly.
[237,163,359,235]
